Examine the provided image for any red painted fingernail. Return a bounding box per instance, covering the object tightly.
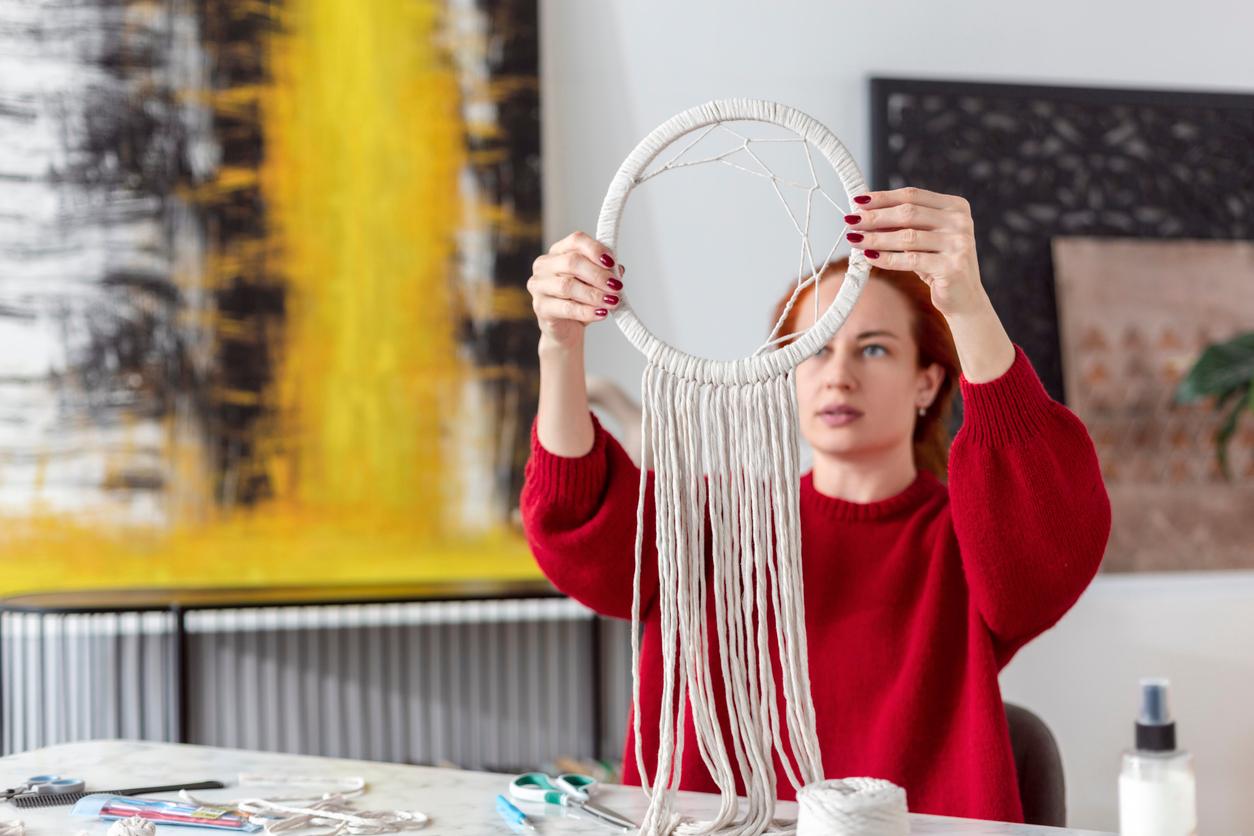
[865,249,880,259]
[599,253,615,268]
[844,214,861,224]
[595,308,609,317]
[853,195,872,205]
[603,294,619,305]
[846,232,864,243]
[607,278,623,291]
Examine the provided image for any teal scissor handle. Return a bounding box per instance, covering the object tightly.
[510,772,598,805]
[509,772,567,806]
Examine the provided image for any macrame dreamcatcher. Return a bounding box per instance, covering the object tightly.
[596,100,909,836]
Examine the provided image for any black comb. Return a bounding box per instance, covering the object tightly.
[11,780,226,809]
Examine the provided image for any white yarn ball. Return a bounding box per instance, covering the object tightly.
[107,816,156,836]
[796,778,909,836]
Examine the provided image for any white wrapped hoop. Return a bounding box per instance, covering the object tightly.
[596,98,870,385]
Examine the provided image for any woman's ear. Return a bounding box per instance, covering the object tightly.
[917,362,945,408]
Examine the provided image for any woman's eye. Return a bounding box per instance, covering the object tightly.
[813,345,831,359]
[861,343,888,358]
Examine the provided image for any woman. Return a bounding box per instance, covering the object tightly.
[519,187,1110,823]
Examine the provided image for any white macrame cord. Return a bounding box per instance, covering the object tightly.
[596,100,906,836]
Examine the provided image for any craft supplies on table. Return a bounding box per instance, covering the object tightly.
[1,739,1117,835]
[509,772,635,831]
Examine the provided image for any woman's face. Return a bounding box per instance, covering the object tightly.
[794,278,943,463]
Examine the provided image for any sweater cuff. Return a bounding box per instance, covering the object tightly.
[958,345,1055,447]
[526,412,611,503]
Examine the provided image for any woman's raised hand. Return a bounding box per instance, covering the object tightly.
[528,231,625,347]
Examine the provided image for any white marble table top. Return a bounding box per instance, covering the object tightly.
[0,740,1114,835]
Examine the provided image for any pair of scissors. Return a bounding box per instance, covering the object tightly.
[508,772,635,831]
[1,775,86,801]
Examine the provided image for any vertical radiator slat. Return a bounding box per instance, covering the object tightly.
[186,612,205,745]
[65,615,81,743]
[479,605,495,768]
[429,610,445,764]
[260,608,280,752]
[141,612,164,739]
[119,612,138,739]
[241,609,260,751]
[414,606,430,764]
[530,603,545,765]
[10,613,20,752]
[101,614,117,740]
[302,607,322,757]
[601,617,633,762]
[358,606,372,761]
[43,614,61,746]
[372,607,388,763]
[505,606,520,769]
[385,604,406,764]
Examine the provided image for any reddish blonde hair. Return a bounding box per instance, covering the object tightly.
[769,258,960,479]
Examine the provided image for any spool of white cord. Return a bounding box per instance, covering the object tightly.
[795,778,909,836]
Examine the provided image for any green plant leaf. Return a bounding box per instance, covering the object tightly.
[1215,382,1251,479]
[1215,384,1245,412]
[1176,331,1254,403]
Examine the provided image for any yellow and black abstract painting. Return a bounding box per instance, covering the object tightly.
[0,0,542,593]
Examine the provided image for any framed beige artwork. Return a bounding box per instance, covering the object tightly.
[1052,237,1254,572]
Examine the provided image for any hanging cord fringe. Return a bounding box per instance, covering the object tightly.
[604,100,906,836]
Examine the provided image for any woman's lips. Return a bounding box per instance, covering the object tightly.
[818,406,863,427]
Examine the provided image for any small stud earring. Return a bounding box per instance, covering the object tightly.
[918,406,926,417]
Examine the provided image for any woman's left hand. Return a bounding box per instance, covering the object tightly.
[843,187,989,319]
[846,187,1016,382]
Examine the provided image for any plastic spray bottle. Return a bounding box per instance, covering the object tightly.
[1118,678,1196,836]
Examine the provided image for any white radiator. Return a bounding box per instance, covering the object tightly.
[1,599,632,770]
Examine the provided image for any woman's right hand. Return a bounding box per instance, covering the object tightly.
[528,231,624,347]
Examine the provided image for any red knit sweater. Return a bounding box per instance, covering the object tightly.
[519,346,1110,823]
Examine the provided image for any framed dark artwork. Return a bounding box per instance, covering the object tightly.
[870,77,1254,404]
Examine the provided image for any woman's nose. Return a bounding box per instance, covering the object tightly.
[823,374,853,391]
[822,352,856,391]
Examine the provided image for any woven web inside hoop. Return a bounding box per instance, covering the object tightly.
[634,120,859,356]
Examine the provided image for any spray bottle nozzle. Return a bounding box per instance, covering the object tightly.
[1138,678,1172,725]
[1135,677,1177,752]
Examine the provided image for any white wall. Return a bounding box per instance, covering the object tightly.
[540,1,1254,832]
